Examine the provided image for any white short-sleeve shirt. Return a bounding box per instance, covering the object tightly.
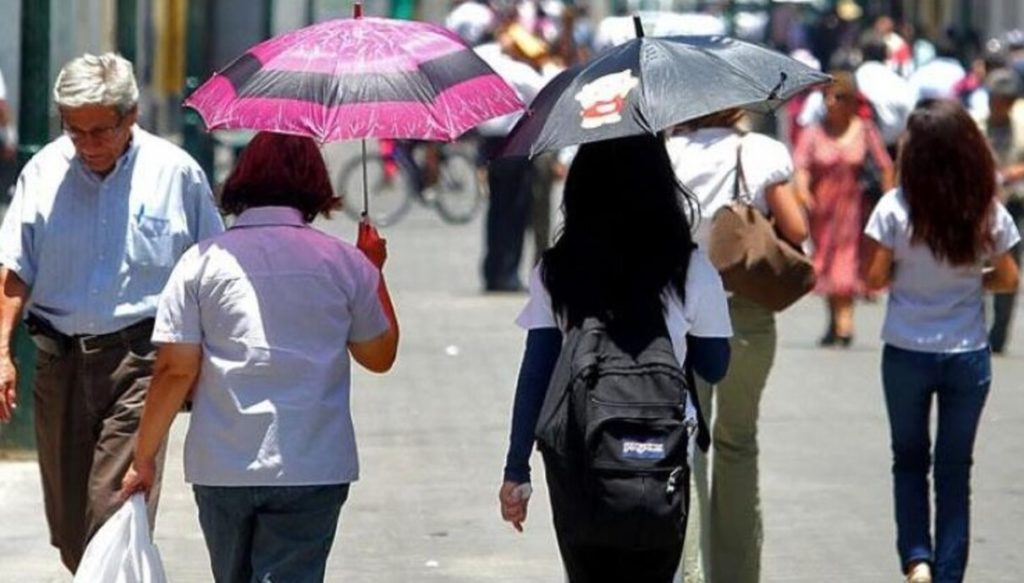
[515,249,733,366]
[153,206,390,486]
[666,128,794,248]
[865,189,1021,353]
[516,250,731,445]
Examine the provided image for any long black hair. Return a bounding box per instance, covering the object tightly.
[541,134,698,328]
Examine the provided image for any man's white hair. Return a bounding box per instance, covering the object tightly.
[53,52,139,114]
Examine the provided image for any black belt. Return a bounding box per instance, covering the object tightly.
[25,313,155,356]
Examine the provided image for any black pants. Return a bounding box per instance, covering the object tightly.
[482,138,533,290]
[549,466,688,583]
[990,198,1024,352]
[557,540,683,583]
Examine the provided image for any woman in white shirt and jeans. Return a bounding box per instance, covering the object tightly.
[863,99,1020,583]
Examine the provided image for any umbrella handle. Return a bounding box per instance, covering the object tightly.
[361,139,369,218]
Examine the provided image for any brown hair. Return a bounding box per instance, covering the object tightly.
[679,108,745,131]
[221,132,341,222]
[829,70,856,93]
[899,99,997,265]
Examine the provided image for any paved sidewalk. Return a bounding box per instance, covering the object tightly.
[2,203,1022,582]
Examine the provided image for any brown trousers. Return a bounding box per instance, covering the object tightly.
[32,335,165,572]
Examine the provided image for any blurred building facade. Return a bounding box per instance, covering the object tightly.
[3,0,1024,141]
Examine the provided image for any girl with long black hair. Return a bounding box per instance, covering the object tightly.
[497,134,732,582]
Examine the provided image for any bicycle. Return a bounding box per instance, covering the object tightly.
[338,138,486,227]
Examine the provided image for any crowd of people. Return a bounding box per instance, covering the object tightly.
[0,2,1020,583]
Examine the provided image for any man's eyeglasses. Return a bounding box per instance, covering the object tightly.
[61,115,127,143]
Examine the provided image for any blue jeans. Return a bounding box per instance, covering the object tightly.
[193,484,350,583]
[881,345,991,583]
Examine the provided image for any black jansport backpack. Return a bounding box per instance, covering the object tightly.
[535,316,697,549]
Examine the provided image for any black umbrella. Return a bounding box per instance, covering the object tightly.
[502,17,830,157]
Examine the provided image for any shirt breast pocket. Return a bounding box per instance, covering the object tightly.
[128,216,176,268]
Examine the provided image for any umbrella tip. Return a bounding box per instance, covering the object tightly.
[354,1,362,18]
[633,14,644,38]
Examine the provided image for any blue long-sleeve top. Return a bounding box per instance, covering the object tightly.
[502,328,730,484]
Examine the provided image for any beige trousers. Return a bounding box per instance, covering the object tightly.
[682,296,777,583]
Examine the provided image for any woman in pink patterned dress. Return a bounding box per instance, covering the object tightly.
[794,71,895,347]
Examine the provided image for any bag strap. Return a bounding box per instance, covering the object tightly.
[861,121,878,167]
[732,134,752,203]
[684,361,710,452]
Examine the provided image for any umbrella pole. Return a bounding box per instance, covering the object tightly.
[361,138,369,218]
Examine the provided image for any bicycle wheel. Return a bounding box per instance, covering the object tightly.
[433,151,485,225]
[339,154,415,227]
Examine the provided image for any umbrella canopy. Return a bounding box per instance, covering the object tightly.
[502,31,830,158]
[184,16,524,143]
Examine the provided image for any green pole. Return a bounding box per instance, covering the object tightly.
[116,0,138,63]
[182,0,214,181]
[958,0,971,62]
[262,0,274,39]
[0,0,50,453]
[390,0,416,20]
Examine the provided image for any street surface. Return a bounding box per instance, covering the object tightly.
[1,192,1023,582]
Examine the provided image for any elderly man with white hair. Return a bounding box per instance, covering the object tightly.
[0,52,223,572]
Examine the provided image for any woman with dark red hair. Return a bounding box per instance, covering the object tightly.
[863,99,1019,583]
[119,132,399,582]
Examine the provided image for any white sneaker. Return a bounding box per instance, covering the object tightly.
[906,562,932,583]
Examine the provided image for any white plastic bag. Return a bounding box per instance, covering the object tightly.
[73,493,167,583]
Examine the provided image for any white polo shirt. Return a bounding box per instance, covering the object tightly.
[153,206,390,486]
[865,190,1020,353]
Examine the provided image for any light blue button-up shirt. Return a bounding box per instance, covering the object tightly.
[0,127,225,335]
[153,207,390,486]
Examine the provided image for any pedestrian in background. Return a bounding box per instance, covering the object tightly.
[499,134,732,582]
[794,71,894,347]
[855,33,915,160]
[863,98,1020,583]
[121,132,399,582]
[0,65,15,161]
[476,16,546,292]
[973,67,1024,354]
[0,52,223,572]
[667,108,808,583]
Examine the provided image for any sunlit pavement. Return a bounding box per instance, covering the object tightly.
[2,188,1023,582]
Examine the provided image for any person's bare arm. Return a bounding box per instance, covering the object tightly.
[120,343,201,499]
[793,168,814,211]
[764,181,809,246]
[348,220,399,373]
[348,276,399,373]
[0,268,28,422]
[862,237,894,291]
[881,166,897,192]
[984,251,1020,293]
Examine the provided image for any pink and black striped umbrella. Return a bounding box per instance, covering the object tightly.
[184,16,524,143]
